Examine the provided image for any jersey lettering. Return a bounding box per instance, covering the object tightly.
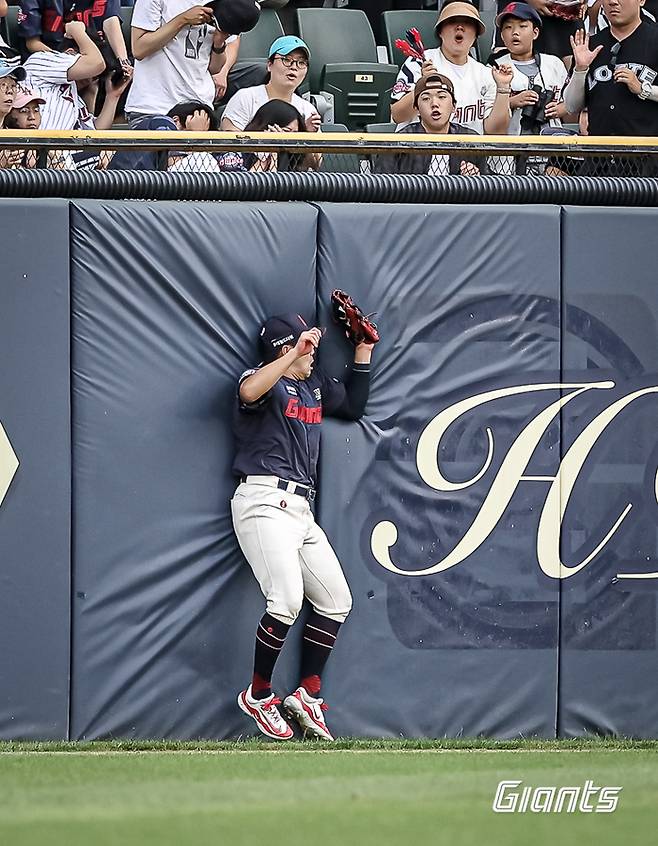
[284,397,322,424]
[453,100,487,124]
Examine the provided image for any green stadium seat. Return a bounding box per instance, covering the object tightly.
[314,123,360,173]
[297,9,398,132]
[238,8,284,60]
[366,123,396,133]
[4,5,19,49]
[382,10,440,68]
[477,0,497,64]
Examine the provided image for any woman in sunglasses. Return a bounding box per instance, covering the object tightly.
[221,35,321,132]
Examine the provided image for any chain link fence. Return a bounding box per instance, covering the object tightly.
[1,132,658,179]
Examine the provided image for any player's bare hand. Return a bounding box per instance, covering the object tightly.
[179,5,214,27]
[614,66,642,95]
[294,328,322,358]
[492,63,514,88]
[510,89,540,108]
[570,29,602,71]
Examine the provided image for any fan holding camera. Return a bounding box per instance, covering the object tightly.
[494,3,571,134]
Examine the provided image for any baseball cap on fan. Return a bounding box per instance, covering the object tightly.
[268,36,311,60]
[414,73,456,107]
[0,47,27,81]
[496,2,542,28]
[260,313,309,362]
[204,0,262,35]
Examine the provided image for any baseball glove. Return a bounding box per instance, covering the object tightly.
[331,289,380,346]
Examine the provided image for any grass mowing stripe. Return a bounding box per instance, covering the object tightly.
[0,749,655,846]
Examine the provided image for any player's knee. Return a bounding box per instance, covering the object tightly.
[314,586,352,623]
[267,593,304,625]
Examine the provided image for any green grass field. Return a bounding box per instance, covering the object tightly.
[1,739,656,846]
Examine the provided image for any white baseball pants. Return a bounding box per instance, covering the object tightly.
[230,479,353,626]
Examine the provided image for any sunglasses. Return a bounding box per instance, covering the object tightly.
[610,41,621,70]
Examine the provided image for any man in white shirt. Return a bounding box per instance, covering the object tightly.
[391,1,514,134]
[126,0,261,121]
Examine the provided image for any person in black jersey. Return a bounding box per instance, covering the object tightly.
[563,0,658,173]
[231,313,374,740]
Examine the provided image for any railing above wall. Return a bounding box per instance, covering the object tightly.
[1,131,658,204]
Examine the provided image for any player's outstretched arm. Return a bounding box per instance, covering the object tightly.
[239,328,322,404]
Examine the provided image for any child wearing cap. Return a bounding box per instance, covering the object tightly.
[495,2,570,135]
[391,1,514,135]
[221,35,320,132]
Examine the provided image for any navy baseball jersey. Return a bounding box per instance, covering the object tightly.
[232,364,370,487]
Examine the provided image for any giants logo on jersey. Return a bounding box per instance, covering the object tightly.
[284,398,322,424]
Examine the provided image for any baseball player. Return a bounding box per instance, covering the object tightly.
[231,312,374,741]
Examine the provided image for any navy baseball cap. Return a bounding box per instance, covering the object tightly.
[260,313,309,361]
[496,2,542,28]
[205,0,261,35]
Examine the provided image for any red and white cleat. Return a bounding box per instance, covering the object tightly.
[237,685,294,740]
[283,687,334,741]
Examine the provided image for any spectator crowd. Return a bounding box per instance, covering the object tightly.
[1,0,658,175]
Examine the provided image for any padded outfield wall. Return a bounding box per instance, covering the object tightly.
[0,199,656,740]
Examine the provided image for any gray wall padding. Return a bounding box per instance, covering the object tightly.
[0,200,71,739]
[69,201,318,739]
[314,204,562,738]
[2,199,657,739]
[559,207,658,738]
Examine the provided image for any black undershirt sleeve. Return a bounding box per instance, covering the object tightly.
[327,363,371,421]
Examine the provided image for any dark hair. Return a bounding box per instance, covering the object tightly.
[167,101,218,131]
[244,100,305,133]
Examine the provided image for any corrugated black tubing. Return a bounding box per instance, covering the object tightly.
[1,170,658,204]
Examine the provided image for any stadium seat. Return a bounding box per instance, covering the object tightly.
[319,125,361,174]
[477,0,497,63]
[382,11,440,67]
[4,5,19,49]
[366,123,396,133]
[297,9,398,132]
[238,9,284,60]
